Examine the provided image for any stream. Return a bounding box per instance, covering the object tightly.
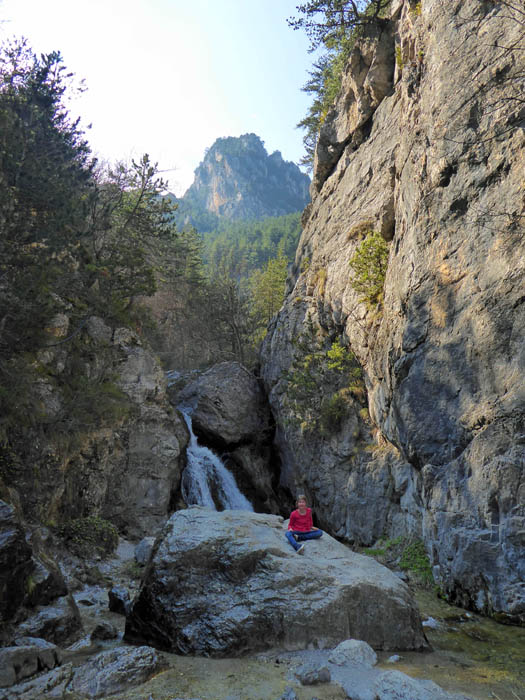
[179,409,253,511]
[69,541,524,700]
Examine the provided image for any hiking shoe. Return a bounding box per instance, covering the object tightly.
[297,544,305,555]
[292,534,298,542]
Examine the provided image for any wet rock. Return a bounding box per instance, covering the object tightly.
[69,645,166,699]
[177,362,272,446]
[328,639,377,667]
[135,536,156,566]
[125,508,428,655]
[108,585,131,615]
[0,639,61,687]
[295,662,331,685]
[0,662,73,700]
[90,621,119,641]
[372,670,471,700]
[16,593,82,646]
[0,501,33,622]
[386,654,401,663]
[25,553,67,608]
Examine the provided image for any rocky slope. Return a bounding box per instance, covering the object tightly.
[181,133,310,220]
[0,315,188,541]
[261,0,525,623]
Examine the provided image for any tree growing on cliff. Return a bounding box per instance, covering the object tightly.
[288,0,391,51]
[283,318,363,435]
[348,229,389,308]
[290,1,391,168]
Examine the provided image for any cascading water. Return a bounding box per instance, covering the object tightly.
[180,410,253,512]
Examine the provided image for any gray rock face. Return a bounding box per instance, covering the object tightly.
[0,501,33,623]
[313,20,395,194]
[0,662,74,700]
[134,536,156,566]
[0,639,61,688]
[108,585,131,616]
[16,594,82,646]
[178,361,272,446]
[182,133,310,220]
[328,639,377,668]
[261,0,525,621]
[69,645,165,699]
[124,508,427,655]
[2,317,188,540]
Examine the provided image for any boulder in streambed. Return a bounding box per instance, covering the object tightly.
[177,361,271,446]
[124,508,428,655]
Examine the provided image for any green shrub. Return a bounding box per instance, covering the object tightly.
[58,516,119,557]
[349,230,389,308]
[395,46,404,71]
[400,540,434,586]
[320,391,349,436]
[283,319,363,435]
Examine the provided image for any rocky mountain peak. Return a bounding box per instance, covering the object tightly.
[182,132,310,220]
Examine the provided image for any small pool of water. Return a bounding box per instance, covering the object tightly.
[376,589,525,700]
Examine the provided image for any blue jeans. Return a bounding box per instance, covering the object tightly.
[286,529,323,551]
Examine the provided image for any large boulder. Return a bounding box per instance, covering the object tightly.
[16,594,82,646]
[124,508,428,655]
[69,645,166,699]
[177,362,272,447]
[0,639,62,688]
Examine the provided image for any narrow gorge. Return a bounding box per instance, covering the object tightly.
[0,1,524,698]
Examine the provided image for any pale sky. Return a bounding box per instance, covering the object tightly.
[0,0,314,196]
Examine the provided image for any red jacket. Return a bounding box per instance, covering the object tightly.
[288,507,313,532]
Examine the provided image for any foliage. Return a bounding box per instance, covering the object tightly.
[198,212,302,278]
[57,516,119,557]
[205,258,255,365]
[410,1,422,17]
[395,45,404,71]
[0,38,206,442]
[288,1,391,52]
[283,318,363,435]
[348,229,389,308]
[249,252,288,343]
[363,536,434,587]
[0,39,94,359]
[399,539,434,586]
[289,1,392,168]
[362,535,404,556]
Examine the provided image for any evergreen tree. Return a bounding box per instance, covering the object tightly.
[289,1,391,168]
[249,252,288,342]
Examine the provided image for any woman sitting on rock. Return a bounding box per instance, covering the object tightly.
[285,494,323,554]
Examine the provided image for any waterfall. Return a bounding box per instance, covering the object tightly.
[180,410,253,512]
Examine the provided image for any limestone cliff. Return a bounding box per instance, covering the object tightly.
[261,0,525,623]
[181,133,310,221]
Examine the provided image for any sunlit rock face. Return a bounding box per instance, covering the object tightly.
[261,0,525,622]
[183,133,311,220]
[124,507,428,655]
